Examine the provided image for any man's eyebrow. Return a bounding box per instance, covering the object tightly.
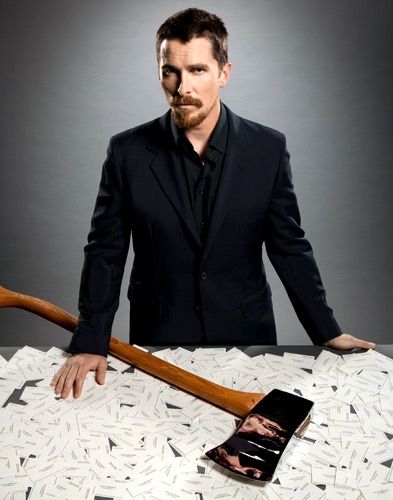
[160,63,209,71]
[187,63,209,70]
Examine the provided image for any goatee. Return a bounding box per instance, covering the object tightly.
[170,95,207,129]
[171,108,208,129]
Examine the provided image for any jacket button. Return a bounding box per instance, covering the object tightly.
[195,304,202,312]
[200,272,208,280]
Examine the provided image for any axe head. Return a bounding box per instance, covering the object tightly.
[205,389,313,481]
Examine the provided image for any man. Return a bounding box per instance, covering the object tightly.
[52,8,375,399]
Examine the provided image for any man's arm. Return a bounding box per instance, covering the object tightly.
[265,134,374,349]
[52,138,132,397]
[69,138,132,355]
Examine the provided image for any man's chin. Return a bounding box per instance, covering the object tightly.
[171,108,206,129]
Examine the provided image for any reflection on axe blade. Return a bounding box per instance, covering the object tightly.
[206,389,313,481]
[0,284,314,481]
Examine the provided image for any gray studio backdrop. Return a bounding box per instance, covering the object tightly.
[1,0,392,347]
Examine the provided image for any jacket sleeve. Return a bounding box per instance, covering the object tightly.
[68,138,131,356]
[265,134,342,345]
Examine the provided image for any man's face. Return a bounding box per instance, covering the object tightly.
[158,37,231,129]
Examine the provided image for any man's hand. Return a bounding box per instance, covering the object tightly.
[324,333,376,350]
[50,353,107,399]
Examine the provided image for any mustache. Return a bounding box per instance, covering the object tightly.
[170,95,203,107]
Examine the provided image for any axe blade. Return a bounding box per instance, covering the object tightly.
[205,389,313,481]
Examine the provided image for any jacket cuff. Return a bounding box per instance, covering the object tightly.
[66,314,111,357]
[302,299,343,345]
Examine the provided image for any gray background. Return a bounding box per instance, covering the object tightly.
[1,0,392,347]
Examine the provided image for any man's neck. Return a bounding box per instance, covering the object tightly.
[184,99,221,157]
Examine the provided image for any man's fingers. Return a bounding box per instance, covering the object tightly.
[55,361,82,398]
[340,334,376,350]
[51,354,108,399]
[73,369,90,399]
[95,359,107,385]
[53,363,74,395]
[52,357,77,391]
[59,364,79,399]
[325,333,376,350]
[350,337,376,350]
[51,363,67,386]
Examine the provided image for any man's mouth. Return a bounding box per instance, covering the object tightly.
[171,97,202,108]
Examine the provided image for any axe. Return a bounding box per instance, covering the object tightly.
[0,284,313,481]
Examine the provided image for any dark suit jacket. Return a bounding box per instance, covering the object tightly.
[68,104,341,355]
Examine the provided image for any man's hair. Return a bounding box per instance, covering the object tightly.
[156,8,228,70]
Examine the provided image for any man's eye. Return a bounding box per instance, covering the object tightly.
[162,69,174,76]
[192,68,205,74]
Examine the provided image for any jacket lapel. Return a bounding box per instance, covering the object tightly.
[147,113,202,248]
[202,106,247,258]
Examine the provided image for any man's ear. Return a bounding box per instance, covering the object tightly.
[218,62,232,88]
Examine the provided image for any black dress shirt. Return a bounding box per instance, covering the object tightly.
[171,103,228,244]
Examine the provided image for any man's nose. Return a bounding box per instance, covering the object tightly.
[176,72,192,96]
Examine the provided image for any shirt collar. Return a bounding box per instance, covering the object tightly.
[170,102,228,154]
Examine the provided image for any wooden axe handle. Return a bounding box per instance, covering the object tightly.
[0,285,264,417]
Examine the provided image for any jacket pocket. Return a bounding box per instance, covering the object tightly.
[241,285,272,319]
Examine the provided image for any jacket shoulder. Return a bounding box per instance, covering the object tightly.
[224,104,286,152]
[109,115,163,151]
[233,112,285,145]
